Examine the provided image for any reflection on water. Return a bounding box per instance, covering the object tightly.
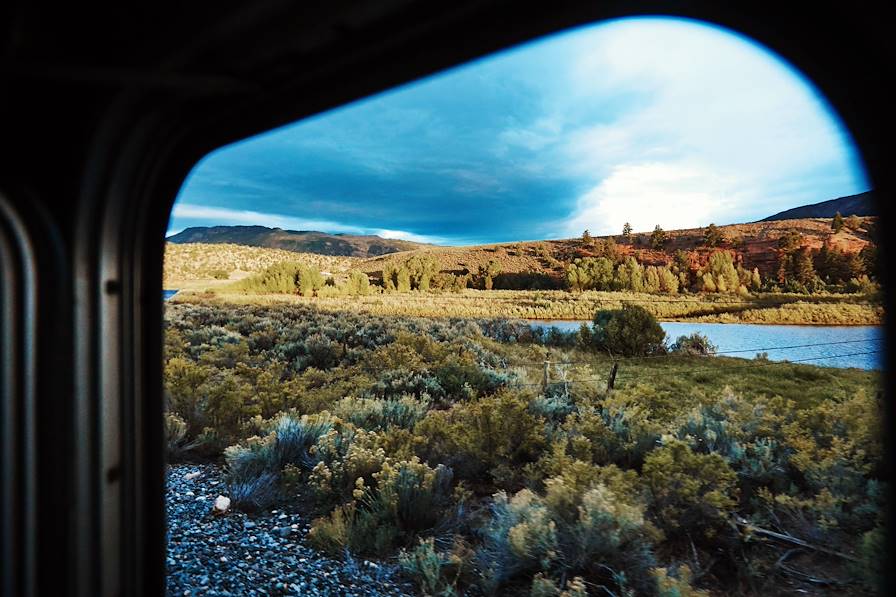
[529,320,883,370]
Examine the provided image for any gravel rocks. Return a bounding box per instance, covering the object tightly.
[167,464,415,596]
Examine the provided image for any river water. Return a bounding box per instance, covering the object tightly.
[529,320,884,370]
[164,289,178,301]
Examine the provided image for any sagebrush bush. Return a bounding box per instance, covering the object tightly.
[642,439,739,540]
[399,537,472,597]
[476,475,657,595]
[415,389,547,488]
[309,458,456,556]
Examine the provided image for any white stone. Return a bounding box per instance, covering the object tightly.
[183,471,200,481]
[213,495,231,514]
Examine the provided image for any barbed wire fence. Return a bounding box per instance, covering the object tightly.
[503,337,883,393]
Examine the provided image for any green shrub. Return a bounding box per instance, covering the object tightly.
[592,304,667,356]
[308,424,387,505]
[415,389,547,488]
[332,395,431,431]
[309,458,455,556]
[669,333,716,355]
[642,439,739,539]
[399,537,473,597]
[476,476,656,595]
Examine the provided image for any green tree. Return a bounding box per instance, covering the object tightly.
[622,222,632,240]
[477,259,501,290]
[396,266,412,293]
[794,247,816,284]
[673,250,691,291]
[777,230,802,253]
[650,225,667,249]
[592,304,666,356]
[603,236,619,262]
[832,211,845,232]
[703,223,723,247]
[345,270,371,296]
[776,253,793,284]
[406,254,438,291]
[581,229,593,246]
[614,256,644,292]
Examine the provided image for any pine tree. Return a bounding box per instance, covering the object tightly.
[604,236,619,262]
[650,225,667,249]
[795,247,816,284]
[832,211,845,232]
[703,223,723,247]
[622,222,633,240]
[581,229,593,245]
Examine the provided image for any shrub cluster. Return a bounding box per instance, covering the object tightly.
[164,302,885,594]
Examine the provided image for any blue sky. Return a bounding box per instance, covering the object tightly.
[168,17,869,246]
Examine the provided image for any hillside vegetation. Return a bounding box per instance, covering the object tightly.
[164,243,355,285]
[164,302,885,595]
[166,215,881,325]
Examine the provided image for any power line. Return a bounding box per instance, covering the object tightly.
[505,349,882,389]
[510,337,883,367]
[616,349,881,378]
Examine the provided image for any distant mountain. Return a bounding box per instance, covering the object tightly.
[761,191,874,222]
[167,225,431,257]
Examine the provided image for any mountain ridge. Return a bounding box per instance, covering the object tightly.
[760,191,873,222]
[167,225,431,257]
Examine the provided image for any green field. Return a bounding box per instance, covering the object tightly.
[170,287,883,325]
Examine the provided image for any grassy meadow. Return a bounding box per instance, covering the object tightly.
[170,288,882,325]
[164,301,885,596]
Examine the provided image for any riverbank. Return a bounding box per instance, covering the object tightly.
[168,287,883,326]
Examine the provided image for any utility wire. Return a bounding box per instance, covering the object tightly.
[506,349,882,388]
[510,337,882,367]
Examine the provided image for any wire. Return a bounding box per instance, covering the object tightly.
[510,337,883,367]
[505,349,882,389]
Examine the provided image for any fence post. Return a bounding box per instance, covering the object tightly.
[543,360,550,391]
[606,362,618,391]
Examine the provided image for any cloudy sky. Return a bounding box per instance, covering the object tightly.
[168,17,869,246]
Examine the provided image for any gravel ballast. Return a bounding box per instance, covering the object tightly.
[166,464,416,596]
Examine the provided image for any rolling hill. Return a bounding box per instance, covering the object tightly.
[167,225,431,257]
[165,216,876,288]
[356,217,875,283]
[761,191,874,221]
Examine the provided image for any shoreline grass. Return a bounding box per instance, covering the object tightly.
[169,287,883,326]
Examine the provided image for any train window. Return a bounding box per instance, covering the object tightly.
[161,17,882,596]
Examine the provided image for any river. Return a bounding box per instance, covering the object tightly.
[529,320,883,370]
[164,289,178,301]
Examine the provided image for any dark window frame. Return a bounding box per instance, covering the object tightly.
[1,3,892,596]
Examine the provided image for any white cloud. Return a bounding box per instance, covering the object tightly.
[513,18,869,230]
[373,229,445,245]
[563,162,744,237]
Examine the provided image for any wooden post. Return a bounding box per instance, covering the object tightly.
[543,360,550,391]
[606,362,618,391]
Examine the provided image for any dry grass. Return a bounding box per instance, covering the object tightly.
[170,288,882,325]
[163,243,358,285]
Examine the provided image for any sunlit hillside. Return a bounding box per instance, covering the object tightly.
[163,242,358,285]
